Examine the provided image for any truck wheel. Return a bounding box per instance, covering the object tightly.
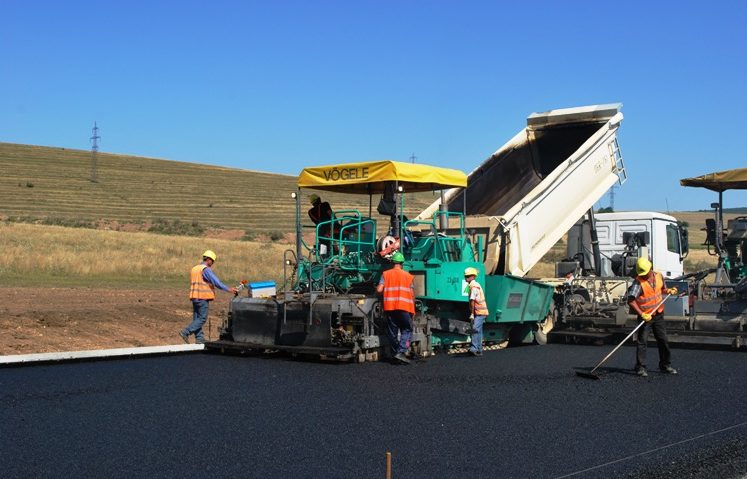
[534,328,548,345]
[534,306,557,345]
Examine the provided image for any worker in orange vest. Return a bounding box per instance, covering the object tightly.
[376,251,415,364]
[627,257,678,377]
[464,267,489,356]
[181,250,237,344]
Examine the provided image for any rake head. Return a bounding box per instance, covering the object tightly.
[575,369,601,380]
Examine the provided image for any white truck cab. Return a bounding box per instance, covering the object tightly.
[567,211,687,279]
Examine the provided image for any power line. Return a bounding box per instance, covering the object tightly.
[90,122,100,183]
[554,420,747,479]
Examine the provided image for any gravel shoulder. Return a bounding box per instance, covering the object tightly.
[0,287,231,354]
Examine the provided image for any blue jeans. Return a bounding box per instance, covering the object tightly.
[386,310,413,355]
[183,300,210,343]
[469,315,486,353]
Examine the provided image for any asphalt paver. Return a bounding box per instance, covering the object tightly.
[1,344,745,478]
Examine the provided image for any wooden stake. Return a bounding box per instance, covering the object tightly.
[385,451,392,479]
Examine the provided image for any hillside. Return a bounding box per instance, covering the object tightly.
[0,142,438,232]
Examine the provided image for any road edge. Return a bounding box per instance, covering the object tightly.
[0,344,205,367]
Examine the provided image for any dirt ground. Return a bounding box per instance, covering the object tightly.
[0,287,231,355]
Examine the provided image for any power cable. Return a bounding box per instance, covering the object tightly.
[554,420,747,479]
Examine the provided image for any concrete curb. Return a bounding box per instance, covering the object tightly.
[0,344,205,367]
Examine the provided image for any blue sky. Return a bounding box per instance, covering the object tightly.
[3,0,746,211]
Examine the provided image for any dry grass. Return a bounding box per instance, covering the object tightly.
[671,211,742,250]
[0,222,290,288]
[0,142,436,233]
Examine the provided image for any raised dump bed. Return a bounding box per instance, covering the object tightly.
[420,103,627,277]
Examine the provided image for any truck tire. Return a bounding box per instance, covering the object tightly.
[533,305,557,345]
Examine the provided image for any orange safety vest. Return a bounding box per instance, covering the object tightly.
[189,264,215,300]
[635,271,665,314]
[382,268,415,314]
[469,281,489,316]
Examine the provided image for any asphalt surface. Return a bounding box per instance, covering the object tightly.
[1,344,745,479]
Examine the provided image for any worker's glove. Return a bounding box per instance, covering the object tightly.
[666,287,678,295]
[469,313,475,322]
[641,312,652,322]
[231,287,239,295]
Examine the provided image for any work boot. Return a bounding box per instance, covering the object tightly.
[394,353,411,364]
[635,367,648,377]
[660,366,678,375]
[179,331,190,344]
[468,349,483,357]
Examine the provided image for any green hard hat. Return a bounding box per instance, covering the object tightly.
[392,252,405,263]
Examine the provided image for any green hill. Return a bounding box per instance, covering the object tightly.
[0,142,438,233]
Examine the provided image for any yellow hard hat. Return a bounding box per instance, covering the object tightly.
[202,250,217,261]
[308,194,320,205]
[636,257,652,276]
[464,267,479,277]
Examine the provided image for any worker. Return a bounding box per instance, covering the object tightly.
[627,257,678,377]
[181,250,237,344]
[464,267,489,356]
[308,194,336,253]
[376,251,415,364]
[308,194,334,231]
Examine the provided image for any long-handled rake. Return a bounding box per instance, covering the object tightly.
[575,294,672,380]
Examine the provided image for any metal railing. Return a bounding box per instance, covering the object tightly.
[405,210,467,262]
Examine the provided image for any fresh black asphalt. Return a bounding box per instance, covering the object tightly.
[1,344,745,478]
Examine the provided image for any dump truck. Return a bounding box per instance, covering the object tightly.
[549,169,746,349]
[419,103,627,278]
[550,210,689,333]
[562,211,687,279]
[418,103,629,343]
[205,103,629,360]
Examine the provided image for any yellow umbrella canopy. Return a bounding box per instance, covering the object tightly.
[680,168,747,192]
[297,160,467,194]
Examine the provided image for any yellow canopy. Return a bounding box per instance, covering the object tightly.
[297,160,467,194]
[680,168,747,192]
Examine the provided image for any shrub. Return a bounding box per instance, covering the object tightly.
[41,217,95,229]
[241,231,256,241]
[147,218,205,236]
[26,182,34,188]
[268,231,284,242]
[7,215,40,224]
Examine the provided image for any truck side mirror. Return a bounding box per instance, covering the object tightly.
[680,227,689,258]
[637,231,650,246]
